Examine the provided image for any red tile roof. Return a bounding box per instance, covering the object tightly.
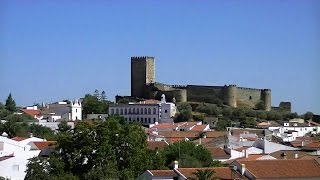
[20,109,41,118]
[0,154,14,162]
[304,141,320,148]
[12,137,27,142]
[191,125,208,131]
[140,99,161,104]
[204,131,226,138]
[147,141,168,150]
[33,141,56,150]
[177,167,247,180]
[236,159,320,178]
[234,146,249,152]
[149,170,177,177]
[207,147,230,159]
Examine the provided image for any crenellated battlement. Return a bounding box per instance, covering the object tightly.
[237,86,264,91]
[131,56,154,60]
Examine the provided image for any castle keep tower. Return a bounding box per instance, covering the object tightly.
[131,56,155,98]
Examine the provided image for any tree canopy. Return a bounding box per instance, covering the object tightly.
[25,116,164,179]
[5,93,16,112]
[175,103,193,122]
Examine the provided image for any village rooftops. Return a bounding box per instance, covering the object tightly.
[234,159,320,179]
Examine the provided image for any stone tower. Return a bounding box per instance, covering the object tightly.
[261,89,271,111]
[131,56,155,98]
[224,85,237,108]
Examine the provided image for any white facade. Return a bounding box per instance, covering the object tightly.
[71,99,82,120]
[0,136,45,180]
[109,95,176,126]
[269,122,320,142]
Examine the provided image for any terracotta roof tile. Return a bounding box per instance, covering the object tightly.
[12,137,28,142]
[177,167,247,180]
[149,170,177,177]
[237,159,320,178]
[147,141,168,150]
[33,141,56,150]
[270,150,308,159]
[191,125,208,131]
[207,147,230,159]
[304,141,320,148]
[20,109,41,117]
[0,154,14,162]
[204,131,226,138]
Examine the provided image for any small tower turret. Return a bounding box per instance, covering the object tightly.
[261,89,271,111]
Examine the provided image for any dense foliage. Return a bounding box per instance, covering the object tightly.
[82,89,113,115]
[25,116,164,179]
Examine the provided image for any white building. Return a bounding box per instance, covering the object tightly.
[0,134,47,180]
[108,95,176,126]
[269,121,320,142]
[40,99,82,122]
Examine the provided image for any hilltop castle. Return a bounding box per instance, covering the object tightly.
[117,56,291,112]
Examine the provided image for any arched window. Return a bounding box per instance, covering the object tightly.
[116,109,119,114]
[111,109,114,115]
[153,108,157,114]
[120,109,123,115]
[129,108,132,114]
[125,108,127,115]
[133,108,136,114]
[144,108,147,114]
[148,108,151,115]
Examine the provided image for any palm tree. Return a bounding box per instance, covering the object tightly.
[190,169,217,180]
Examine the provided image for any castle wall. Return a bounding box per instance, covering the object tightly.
[236,87,262,108]
[186,85,225,103]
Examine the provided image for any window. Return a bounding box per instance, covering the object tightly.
[148,118,151,123]
[165,110,168,113]
[125,108,127,115]
[76,109,78,113]
[137,108,140,114]
[148,108,151,115]
[153,118,156,123]
[145,118,147,123]
[129,117,131,122]
[137,117,139,122]
[133,108,136,114]
[111,109,114,115]
[129,108,132,114]
[141,108,143,114]
[153,108,157,114]
[120,109,123,115]
[144,108,147,114]
[249,96,252,100]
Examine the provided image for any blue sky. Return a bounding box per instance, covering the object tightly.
[1,1,319,114]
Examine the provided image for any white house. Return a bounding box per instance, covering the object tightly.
[269,121,320,142]
[109,95,176,126]
[0,134,47,180]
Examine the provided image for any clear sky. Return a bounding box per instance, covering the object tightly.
[1,1,319,114]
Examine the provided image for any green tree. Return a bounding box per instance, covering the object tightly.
[190,169,217,180]
[82,94,108,115]
[304,111,314,120]
[93,89,100,99]
[255,101,265,110]
[100,91,107,101]
[0,102,4,110]
[5,93,16,112]
[232,108,246,118]
[25,116,161,179]
[175,103,193,122]
[240,117,256,128]
[215,118,230,131]
[222,107,233,117]
[256,111,267,120]
[29,124,56,140]
[162,141,212,168]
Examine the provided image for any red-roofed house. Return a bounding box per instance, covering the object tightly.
[30,141,56,150]
[11,137,27,142]
[147,141,169,151]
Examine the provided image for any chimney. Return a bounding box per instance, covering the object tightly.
[241,164,246,175]
[301,141,304,147]
[245,149,248,158]
[199,138,202,145]
[294,153,299,159]
[174,160,179,169]
[30,133,33,138]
